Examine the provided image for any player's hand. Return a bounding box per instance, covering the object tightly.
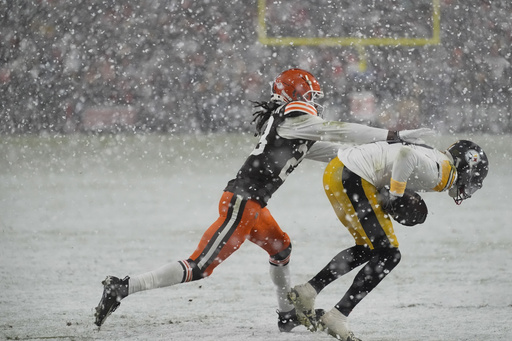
[379,188,399,215]
[398,128,435,144]
[379,188,428,226]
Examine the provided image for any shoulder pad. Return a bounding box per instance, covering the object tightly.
[284,101,318,116]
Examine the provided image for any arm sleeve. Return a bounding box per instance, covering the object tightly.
[305,141,352,163]
[277,114,389,143]
[389,146,421,197]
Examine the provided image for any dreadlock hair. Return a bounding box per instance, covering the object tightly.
[251,100,281,136]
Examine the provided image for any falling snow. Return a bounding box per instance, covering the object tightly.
[1,134,512,340]
[1,1,511,134]
[1,1,512,340]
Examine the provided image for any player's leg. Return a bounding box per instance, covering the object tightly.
[247,207,292,307]
[288,158,372,332]
[319,169,400,340]
[291,245,373,335]
[332,175,401,316]
[309,159,375,292]
[95,192,259,327]
[186,193,260,277]
[307,245,372,294]
[247,206,303,332]
[128,192,256,292]
[334,246,401,316]
[323,158,371,246]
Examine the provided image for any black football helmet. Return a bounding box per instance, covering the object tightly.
[446,140,489,204]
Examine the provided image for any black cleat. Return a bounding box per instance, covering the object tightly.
[277,308,325,332]
[94,276,129,327]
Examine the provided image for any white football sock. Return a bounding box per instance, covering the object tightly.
[269,263,294,312]
[129,262,185,295]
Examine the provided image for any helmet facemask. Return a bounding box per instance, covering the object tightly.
[302,86,325,116]
[449,170,484,205]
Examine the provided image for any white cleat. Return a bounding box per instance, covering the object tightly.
[318,308,362,341]
[287,283,318,331]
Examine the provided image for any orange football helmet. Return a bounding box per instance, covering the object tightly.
[271,68,324,106]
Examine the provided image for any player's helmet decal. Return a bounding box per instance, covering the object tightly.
[465,149,480,166]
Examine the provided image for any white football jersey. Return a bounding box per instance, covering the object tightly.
[338,141,457,193]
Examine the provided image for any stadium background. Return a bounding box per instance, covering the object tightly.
[1,0,511,134]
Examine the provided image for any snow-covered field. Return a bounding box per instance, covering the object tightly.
[1,132,511,341]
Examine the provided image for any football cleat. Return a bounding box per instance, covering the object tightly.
[287,283,318,331]
[94,275,129,327]
[318,308,361,341]
[277,308,326,332]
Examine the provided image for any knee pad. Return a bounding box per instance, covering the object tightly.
[269,243,292,266]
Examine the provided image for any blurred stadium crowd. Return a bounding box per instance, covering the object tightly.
[1,0,511,134]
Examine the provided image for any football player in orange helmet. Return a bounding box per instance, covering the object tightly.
[95,68,433,333]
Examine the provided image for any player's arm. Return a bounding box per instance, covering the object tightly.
[277,114,431,144]
[381,146,434,226]
[389,146,438,197]
[277,114,387,142]
[304,141,351,162]
[389,146,417,197]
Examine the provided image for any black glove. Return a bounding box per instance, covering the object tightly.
[379,188,428,226]
[387,128,435,144]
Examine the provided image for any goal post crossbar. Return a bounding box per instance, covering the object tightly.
[257,0,441,47]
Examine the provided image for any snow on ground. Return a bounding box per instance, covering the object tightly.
[1,133,511,341]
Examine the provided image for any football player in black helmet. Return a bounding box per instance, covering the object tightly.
[287,139,489,341]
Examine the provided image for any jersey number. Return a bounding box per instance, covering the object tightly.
[252,116,274,156]
[251,116,308,181]
[278,143,308,181]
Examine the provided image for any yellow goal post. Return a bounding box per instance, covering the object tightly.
[257,0,441,47]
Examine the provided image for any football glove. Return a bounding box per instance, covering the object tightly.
[379,188,428,226]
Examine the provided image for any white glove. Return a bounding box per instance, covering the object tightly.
[398,128,435,144]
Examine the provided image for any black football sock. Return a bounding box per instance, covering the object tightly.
[335,247,401,316]
[308,245,373,293]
